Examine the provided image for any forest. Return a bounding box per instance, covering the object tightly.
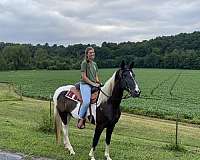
[0,31,200,70]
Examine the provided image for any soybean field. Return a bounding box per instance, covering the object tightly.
[0,68,199,123]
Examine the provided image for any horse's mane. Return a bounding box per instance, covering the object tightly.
[97,71,117,104]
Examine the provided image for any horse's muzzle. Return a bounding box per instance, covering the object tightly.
[131,90,141,97]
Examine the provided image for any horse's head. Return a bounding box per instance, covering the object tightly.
[116,60,141,97]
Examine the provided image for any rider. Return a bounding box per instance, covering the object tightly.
[77,46,100,129]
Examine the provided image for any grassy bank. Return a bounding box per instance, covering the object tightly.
[0,83,200,159]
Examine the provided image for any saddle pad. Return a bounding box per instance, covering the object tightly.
[65,90,80,102]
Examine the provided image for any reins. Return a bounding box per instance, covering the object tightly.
[97,78,133,101]
[99,87,132,100]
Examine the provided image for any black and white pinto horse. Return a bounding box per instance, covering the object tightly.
[53,61,141,160]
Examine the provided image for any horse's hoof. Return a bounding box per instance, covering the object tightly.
[64,145,75,155]
[105,156,112,160]
[70,150,75,155]
[89,149,94,157]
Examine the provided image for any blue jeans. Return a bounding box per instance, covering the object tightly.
[79,83,91,118]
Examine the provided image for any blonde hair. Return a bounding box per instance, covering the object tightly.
[85,46,94,61]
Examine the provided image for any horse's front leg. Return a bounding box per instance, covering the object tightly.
[105,125,115,160]
[89,124,104,160]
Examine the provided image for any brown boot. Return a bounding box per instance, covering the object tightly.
[77,119,85,129]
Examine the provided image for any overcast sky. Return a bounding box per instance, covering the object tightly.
[0,0,200,46]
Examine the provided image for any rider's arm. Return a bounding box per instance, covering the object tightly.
[81,72,96,86]
[95,63,100,83]
[96,73,100,83]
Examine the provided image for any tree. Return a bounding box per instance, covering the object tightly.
[144,53,161,68]
[34,48,49,69]
[2,45,31,70]
[0,54,7,70]
[163,49,181,68]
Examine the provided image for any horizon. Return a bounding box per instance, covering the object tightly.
[1,30,199,47]
[1,0,200,46]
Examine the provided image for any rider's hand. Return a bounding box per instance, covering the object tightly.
[96,81,103,87]
[93,83,100,88]
[99,83,104,87]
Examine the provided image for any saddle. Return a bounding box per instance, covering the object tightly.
[64,83,101,125]
[65,83,100,104]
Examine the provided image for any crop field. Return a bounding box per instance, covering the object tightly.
[0,68,200,123]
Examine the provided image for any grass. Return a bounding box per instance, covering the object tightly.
[0,68,200,122]
[0,83,200,159]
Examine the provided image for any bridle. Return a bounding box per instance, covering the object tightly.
[98,69,135,100]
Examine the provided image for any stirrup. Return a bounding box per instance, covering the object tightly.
[77,119,85,129]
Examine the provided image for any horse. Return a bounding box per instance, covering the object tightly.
[53,60,141,160]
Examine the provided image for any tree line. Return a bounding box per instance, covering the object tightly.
[0,31,200,70]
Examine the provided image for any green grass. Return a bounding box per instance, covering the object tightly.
[0,83,200,159]
[0,69,200,123]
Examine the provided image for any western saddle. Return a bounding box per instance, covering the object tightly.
[68,83,100,104]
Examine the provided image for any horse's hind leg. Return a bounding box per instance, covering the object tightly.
[61,113,75,155]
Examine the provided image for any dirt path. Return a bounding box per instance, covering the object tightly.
[0,150,53,160]
[0,151,23,160]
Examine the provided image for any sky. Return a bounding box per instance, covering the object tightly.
[0,0,200,46]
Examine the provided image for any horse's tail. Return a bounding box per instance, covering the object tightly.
[53,88,62,144]
[53,85,74,144]
[54,102,61,144]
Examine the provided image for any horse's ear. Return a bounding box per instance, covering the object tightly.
[120,60,125,69]
[129,61,134,69]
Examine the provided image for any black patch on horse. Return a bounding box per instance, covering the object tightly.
[57,91,77,117]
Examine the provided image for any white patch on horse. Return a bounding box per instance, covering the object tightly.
[98,72,116,104]
[62,122,75,155]
[130,71,140,93]
[135,81,140,92]
[130,71,133,78]
[89,148,95,160]
[105,144,112,160]
[70,102,97,123]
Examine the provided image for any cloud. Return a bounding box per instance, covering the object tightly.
[0,0,200,46]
